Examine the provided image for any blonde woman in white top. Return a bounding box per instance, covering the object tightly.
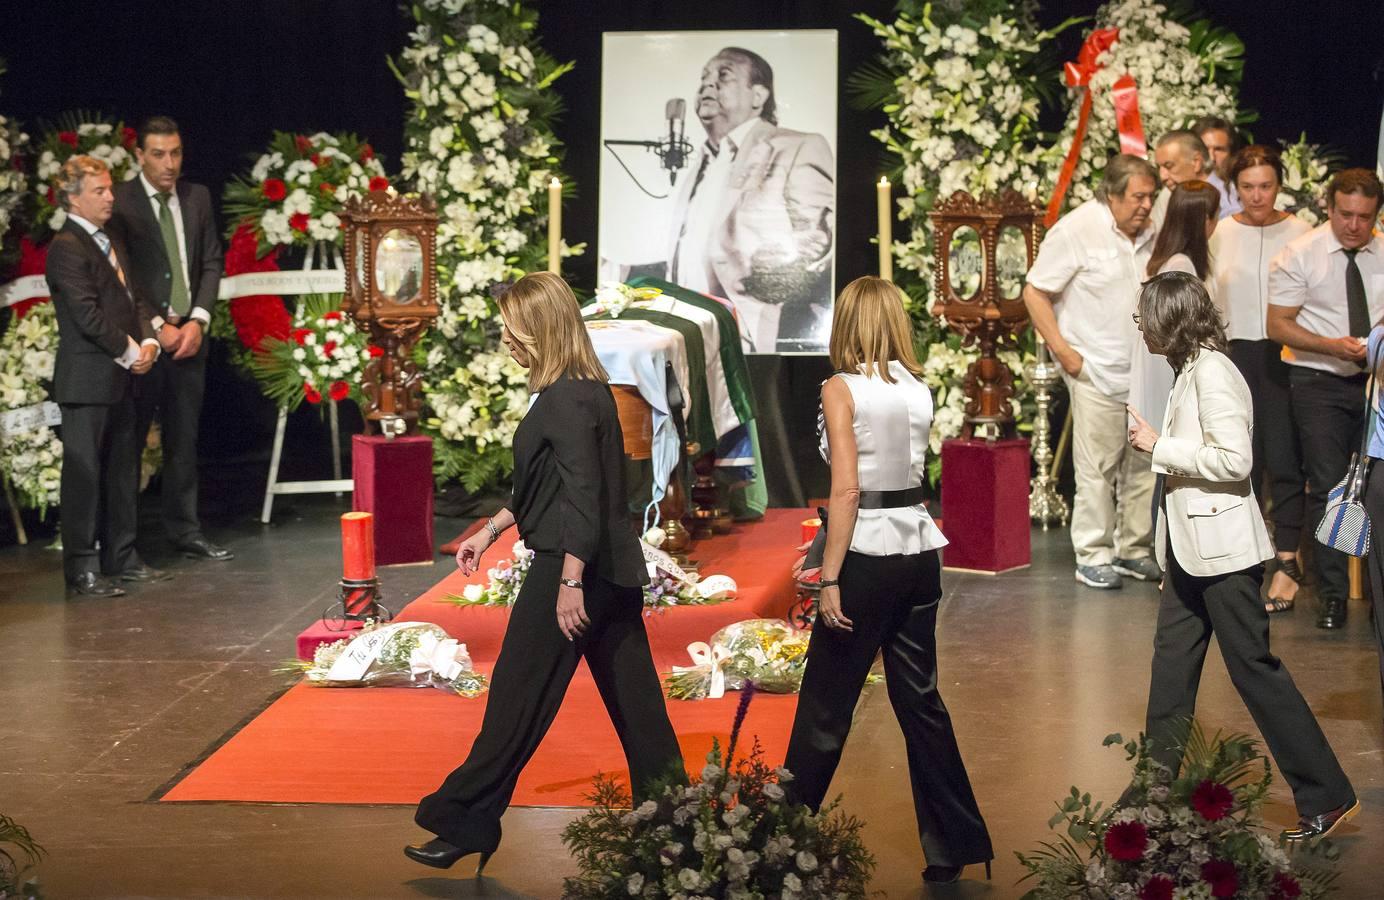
[1209,145,1313,612]
[786,276,992,885]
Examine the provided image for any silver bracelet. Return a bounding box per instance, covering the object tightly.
[559,577,584,589]
[485,518,500,542]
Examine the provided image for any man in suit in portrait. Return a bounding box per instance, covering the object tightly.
[109,116,233,562]
[666,46,835,353]
[46,156,167,596]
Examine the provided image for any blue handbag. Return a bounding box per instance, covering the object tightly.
[1314,346,1379,557]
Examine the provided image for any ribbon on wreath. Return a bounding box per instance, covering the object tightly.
[671,641,733,698]
[409,632,473,683]
[1045,28,1148,227]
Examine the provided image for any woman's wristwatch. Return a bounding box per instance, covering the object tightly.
[559,577,584,589]
[817,578,840,588]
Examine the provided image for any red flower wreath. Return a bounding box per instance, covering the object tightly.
[224,223,290,352]
[10,237,50,319]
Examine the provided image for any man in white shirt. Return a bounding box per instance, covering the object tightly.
[45,156,164,596]
[1024,154,1161,589]
[666,47,834,353]
[1267,168,1384,629]
[1193,115,1243,217]
[1152,130,1233,225]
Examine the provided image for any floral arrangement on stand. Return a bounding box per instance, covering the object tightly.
[206,223,292,377]
[0,302,60,514]
[0,809,44,900]
[394,0,577,491]
[562,686,875,898]
[222,131,388,255]
[1018,725,1338,899]
[1275,135,1341,227]
[664,619,809,701]
[0,58,30,256]
[30,114,138,236]
[282,621,489,698]
[1042,0,1248,214]
[249,293,371,411]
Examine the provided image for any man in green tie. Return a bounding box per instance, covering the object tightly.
[110,116,233,562]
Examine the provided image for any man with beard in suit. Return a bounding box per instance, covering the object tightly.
[46,155,167,596]
[666,46,835,353]
[109,116,232,562]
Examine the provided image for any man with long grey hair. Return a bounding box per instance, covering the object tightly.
[1023,154,1161,590]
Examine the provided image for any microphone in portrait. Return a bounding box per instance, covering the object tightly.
[662,97,689,183]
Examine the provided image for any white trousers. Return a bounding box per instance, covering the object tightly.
[1067,369,1156,566]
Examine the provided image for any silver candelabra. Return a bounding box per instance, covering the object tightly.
[1025,335,1069,529]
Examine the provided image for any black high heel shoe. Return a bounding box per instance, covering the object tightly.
[922,860,992,883]
[403,837,496,874]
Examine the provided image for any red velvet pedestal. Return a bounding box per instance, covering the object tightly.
[351,434,434,566]
[939,438,1031,573]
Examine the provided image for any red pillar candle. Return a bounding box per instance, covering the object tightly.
[341,511,376,581]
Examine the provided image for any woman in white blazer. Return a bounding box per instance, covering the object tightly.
[1126,271,1358,842]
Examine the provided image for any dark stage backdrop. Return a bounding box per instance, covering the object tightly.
[1,0,1381,508]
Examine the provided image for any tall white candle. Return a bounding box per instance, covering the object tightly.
[547,178,562,274]
[877,177,893,282]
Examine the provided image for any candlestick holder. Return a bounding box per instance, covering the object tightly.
[1024,339,1069,528]
[323,576,392,629]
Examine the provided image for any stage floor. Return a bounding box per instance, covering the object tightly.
[1,493,1381,898]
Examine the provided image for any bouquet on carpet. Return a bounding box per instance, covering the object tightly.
[562,685,874,899]
[664,619,809,701]
[282,621,489,698]
[442,532,737,614]
[1018,724,1338,899]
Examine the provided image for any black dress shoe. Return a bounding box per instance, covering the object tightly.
[67,572,126,597]
[403,838,495,874]
[1282,798,1359,841]
[175,535,234,561]
[1316,598,1346,629]
[923,860,991,883]
[116,563,173,583]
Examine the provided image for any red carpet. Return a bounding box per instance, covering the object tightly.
[161,510,810,807]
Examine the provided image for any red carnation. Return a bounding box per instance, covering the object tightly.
[369,176,390,191]
[57,130,78,148]
[1103,820,1147,862]
[367,344,385,358]
[1191,780,1235,822]
[303,382,322,404]
[45,186,56,205]
[289,212,310,233]
[328,381,350,402]
[1139,875,1174,900]
[292,328,313,346]
[121,126,137,148]
[323,311,342,321]
[1270,872,1302,899]
[261,178,287,202]
[229,295,291,351]
[310,153,323,168]
[319,182,336,195]
[359,143,374,161]
[1200,860,1238,899]
[322,340,338,358]
[294,134,312,154]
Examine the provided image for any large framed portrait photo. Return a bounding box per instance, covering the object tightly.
[598,30,838,354]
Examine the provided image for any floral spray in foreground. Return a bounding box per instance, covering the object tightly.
[561,681,875,899]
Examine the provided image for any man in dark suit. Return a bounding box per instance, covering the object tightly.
[109,116,232,561]
[47,156,167,596]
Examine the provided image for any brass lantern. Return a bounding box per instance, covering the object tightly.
[341,191,440,435]
[928,189,1043,438]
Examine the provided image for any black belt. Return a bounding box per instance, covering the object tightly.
[857,483,926,510]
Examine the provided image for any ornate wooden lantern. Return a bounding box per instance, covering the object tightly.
[341,191,440,435]
[928,189,1043,438]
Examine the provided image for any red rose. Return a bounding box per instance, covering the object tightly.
[359,143,374,161]
[1200,860,1238,899]
[319,182,336,195]
[322,340,338,358]
[369,176,389,191]
[323,311,342,321]
[289,212,310,233]
[367,344,385,358]
[1103,820,1147,862]
[294,134,312,154]
[261,178,287,202]
[303,382,322,404]
[292,328,313,346]
[121,126,137,149]
[329,381,350,402]
[310,153,323,168]
[1270,872,1302,900]
[57,130,78,148]
[1139,875,1174,900]
[1190,780,1234,822]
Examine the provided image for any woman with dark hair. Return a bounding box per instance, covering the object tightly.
[1127,272,1357,843]
[1210,145,1313,612]
[1128,180,1221,435]
[404,272,685,872]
